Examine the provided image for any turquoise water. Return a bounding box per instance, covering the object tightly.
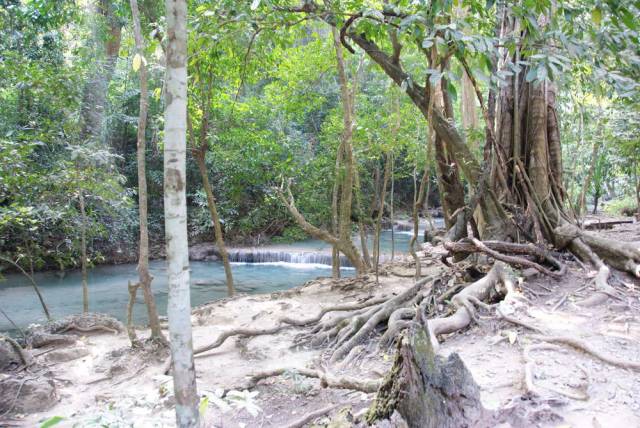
[0,229,429,331]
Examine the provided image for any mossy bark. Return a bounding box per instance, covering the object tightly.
[367,325,486,428]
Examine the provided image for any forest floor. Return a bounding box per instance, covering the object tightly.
[3,216,640,428]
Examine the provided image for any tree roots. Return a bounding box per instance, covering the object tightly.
[241,366,380,393]
[427,261,516,350]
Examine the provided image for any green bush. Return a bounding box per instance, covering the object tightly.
[603,196,638,216]
[271,225,309,244]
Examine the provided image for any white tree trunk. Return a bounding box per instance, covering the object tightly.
[164,0,199,425]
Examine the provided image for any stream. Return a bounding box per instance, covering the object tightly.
[0,227,436,332]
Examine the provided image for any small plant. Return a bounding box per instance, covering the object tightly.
[604,195,638,216]
[39,416,64,428]
[225,389,263,417]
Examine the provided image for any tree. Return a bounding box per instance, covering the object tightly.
[188,90,235,297]
[78,0,123,312]
[129,0,164,342]
[278,25,366,275]
[164,0,199,425]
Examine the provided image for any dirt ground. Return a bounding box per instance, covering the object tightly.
[3,217,640,428]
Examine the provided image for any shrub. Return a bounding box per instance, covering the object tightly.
[603,195,638,216]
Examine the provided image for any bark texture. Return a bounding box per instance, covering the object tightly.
[164,0,199,425]
[367,324,486,428]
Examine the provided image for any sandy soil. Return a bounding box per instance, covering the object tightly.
[3,219,640,428]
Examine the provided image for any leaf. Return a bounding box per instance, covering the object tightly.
[363,9,385,21]
[132,53,142,72]
[40,416,64,428]
[507,330,518,344]
[199,396,209,417]
[250,0,260,10]
[620,9,637,30]
[525,67,537,82]
[591,7,602,26]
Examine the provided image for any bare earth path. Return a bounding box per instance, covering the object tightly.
[4,219,640,427]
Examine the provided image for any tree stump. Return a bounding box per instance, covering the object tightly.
[366,324,487,428]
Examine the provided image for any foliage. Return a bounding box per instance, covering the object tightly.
[1,0,639,272]
[604,195,638,216]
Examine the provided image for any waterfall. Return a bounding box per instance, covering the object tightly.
[227,249,353,267]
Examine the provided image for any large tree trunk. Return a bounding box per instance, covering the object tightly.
[164,0,199,425]
[367,324,486,427]
[130,0,164,342]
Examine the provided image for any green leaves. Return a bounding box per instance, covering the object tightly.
[132,53,146,72]
[591,7,603,26]
[39,416,64,428]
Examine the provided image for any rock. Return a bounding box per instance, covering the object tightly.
[188,242,218,261]
[0,376,57,414]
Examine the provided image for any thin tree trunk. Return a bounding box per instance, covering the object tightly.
[79,185,89,313]
[130,0,164,341]
[390,91,400,261]
[353,162,372,268]
[195,154,235,296]
[374,153,392,284]
[635,161,640,217]
[331,27,359,268]
[0,256,50,320]
[164,0,199,425]
[331,138,344,278]
[578,138,600,217]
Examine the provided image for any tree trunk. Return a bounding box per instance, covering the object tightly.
[331,27,358,267]
[374,153,392,283]
[79,185,89,313]
[80,0,122,142]
[130,0,164,341]
[0,255,50,321]
[164,0,199,425]
[353,162,372,268]
[331,134,344,278]
[578,134,600,216]
[635,161,640,217]
[367,324,486,427]
[195,153,235,296]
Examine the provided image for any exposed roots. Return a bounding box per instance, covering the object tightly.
[241,366,381,393]
[1,335,33,368]
[445,238,564,278]
[427,261,516,350]
[279,296,388,326]
[164,296,396,373]
[284,404,339,428]
[529,334,640,371]
[326,276,434,363]
[523,344,589,401]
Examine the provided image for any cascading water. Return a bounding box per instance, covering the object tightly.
[228,249,352,267]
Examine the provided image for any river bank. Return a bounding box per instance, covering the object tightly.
[0,228,432,332]
[3,219,640,427]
